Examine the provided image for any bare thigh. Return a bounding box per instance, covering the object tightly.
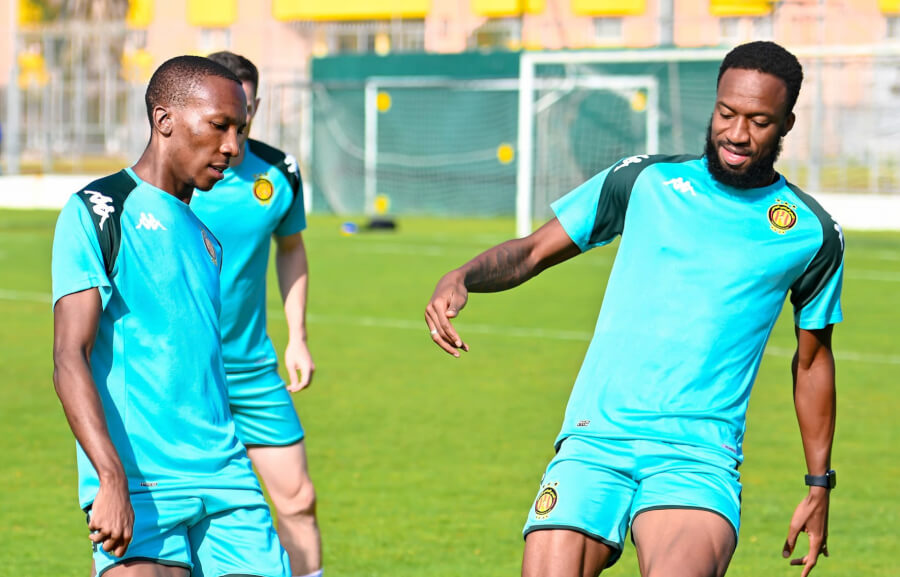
[632,509,736,577]
[247,441,314,513]
[522,529,617,577]
[103,560,189,577]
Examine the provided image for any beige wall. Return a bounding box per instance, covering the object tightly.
[0,0,14,89]
[0,0,897,90]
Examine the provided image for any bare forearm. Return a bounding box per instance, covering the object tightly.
[53,352,126,484]
[276,244,309,342]
[792,350,836,476]
[458,238,543,293]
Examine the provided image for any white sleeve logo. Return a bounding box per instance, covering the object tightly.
[833,221,844,252]
[613,154,650,173]
[86,190,114,231]
[284,154,299,175]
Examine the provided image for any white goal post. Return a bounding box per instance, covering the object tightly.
[515,51,682,238]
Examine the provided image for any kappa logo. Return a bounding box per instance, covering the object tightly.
[613,154,650,173]
[135,212,167,231]
[86,191,114,231]
[664,177,697,196]
[833,221,844,252]
[284,154,299,175]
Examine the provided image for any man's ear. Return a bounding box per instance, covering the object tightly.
[153,105,173,137]
[782,111,796,137]
[249,96,261,121]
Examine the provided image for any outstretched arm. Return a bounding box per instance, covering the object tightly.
[53,288,133,557]
[782,325,836,577]
[275,231,315,391]
[424,218,580,356]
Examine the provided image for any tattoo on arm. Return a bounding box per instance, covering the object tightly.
[462,239,537,293]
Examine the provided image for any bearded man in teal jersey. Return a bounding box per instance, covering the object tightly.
[426,41,842,577]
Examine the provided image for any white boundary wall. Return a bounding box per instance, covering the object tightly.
[0,175,897,231]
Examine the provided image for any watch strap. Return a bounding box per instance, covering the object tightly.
[805,469,836,489]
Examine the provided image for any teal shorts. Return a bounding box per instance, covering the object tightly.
[89,488,289,577]
[227,367,305,447]
[523,436,741,568]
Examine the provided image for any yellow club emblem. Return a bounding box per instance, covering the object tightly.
[768,199,798,234]
[253,176,274,204]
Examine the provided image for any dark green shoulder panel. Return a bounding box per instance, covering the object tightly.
[786,182,844,312]
[590,154,699,245]
[74,170,137,276]
[247,138,302,200]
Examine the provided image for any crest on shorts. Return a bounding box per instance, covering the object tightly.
[201,229,217,266]
[534,482,559,519]
[768,199,798,234]
[253,176,274,204]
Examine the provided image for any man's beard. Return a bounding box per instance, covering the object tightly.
[704,122,783,189]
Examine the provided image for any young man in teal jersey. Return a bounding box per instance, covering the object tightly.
[190,51,321,577]
[53,56,290,577]
[425,42,842,577]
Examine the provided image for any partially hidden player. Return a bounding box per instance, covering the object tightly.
[425,41,842,577]
[190,51,321,577]
[52,56,290,577]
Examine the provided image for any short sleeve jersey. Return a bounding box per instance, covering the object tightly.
[190,139,306,373]
[553,155,844,462]
[51,168,259,509]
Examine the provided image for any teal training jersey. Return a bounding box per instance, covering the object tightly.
[553,155,844,463]
[51,168,260,509]
[190,139,306,373]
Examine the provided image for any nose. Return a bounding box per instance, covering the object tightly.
[726,116,749,144]
[221,127,240,157]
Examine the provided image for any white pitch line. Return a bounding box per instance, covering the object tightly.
[846,270,900,282]
[295,312,900,366]
[2,289,896,366]
[0,289,51,304]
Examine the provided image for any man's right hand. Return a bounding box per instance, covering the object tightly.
[425,270,470,357]
[88,476,134,558]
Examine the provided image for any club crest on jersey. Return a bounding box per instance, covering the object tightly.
[253,176,274,204]
[534,482,559,519]
[201,229,217,266]
[768,200,798,234]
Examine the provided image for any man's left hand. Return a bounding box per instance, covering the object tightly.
[285,339,315,392]
[783,487,830,577]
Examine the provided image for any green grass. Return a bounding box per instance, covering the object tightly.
[0,209,898,576]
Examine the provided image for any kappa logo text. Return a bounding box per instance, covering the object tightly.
[613,154,650,173]
[285,154,299,175]
[664,177,696,196]
[135,213,167,231]
[86,191,114,231]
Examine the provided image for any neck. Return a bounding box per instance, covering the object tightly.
[132,145,194,203]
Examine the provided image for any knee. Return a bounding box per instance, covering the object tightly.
[276,477,317,521]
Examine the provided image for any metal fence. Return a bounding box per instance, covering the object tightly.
[3,27,900,211]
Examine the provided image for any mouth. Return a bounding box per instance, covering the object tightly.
[719,145,751,168]
[208,164,228,181]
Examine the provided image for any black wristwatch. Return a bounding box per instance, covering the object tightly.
[804,469,836,489]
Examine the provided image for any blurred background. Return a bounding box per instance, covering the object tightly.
[1,0,899,222]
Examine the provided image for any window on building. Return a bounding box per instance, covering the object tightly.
[753,14,774,39]
[718,16,771,45]
[594,18,624,45]
[316,20,425,55]
[888,15,900,40]
[468,18,522,51]
[719,17,742,44]
[198,28,231,53]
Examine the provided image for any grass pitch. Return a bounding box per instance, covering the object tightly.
[0,209,897,576]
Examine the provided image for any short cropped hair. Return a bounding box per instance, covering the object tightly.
[144,55,242,125]
[207,51,259,94]
[718,41,804,114]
